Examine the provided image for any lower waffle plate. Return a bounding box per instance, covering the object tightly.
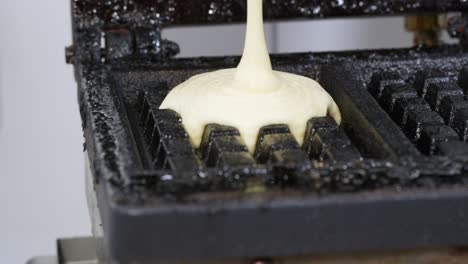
[79,47,468,263]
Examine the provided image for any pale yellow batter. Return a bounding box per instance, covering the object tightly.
[160,0,341,152]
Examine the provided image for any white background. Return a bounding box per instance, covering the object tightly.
[0,1,422,263]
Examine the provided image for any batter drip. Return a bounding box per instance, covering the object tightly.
[160,0,341,152]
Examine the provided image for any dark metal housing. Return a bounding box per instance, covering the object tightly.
[70,1,468,263]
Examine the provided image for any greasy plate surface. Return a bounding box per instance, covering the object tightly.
[73,0,468,27]
[108,47,468,198]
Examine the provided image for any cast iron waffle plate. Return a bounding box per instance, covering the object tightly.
[73,0,468,26]
[78,46,468,263]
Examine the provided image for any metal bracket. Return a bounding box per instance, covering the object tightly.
[57,237,99,264]
[448,13,468,47]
